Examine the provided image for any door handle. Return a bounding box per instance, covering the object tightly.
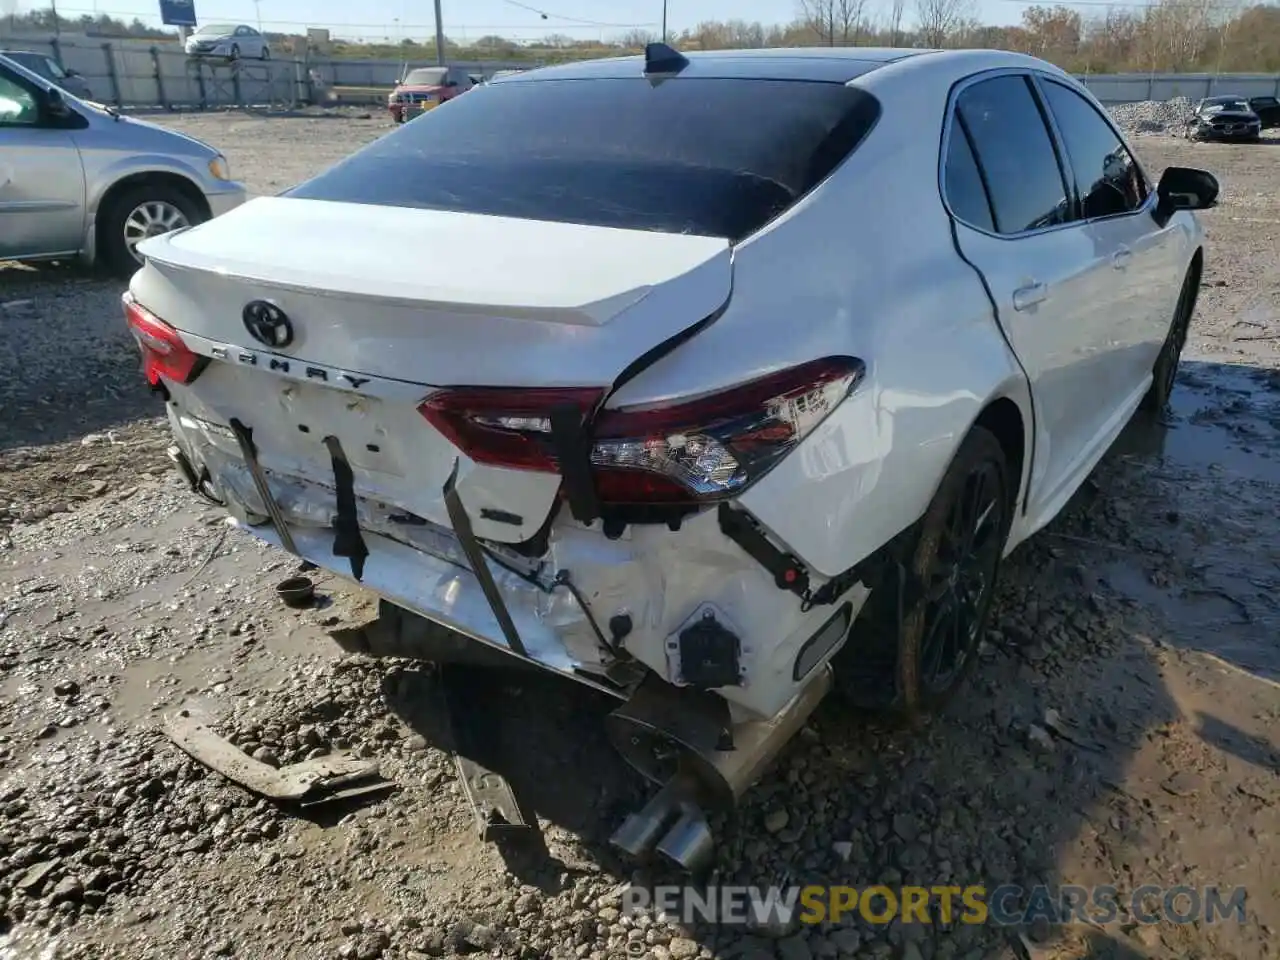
[1112,246,1133,270]
[1012,281,1048,311]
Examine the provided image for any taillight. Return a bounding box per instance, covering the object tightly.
[122,292,206,386]
[419,386,605,472]
[418,357,863,505]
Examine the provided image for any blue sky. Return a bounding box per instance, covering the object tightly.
[32,0,1039,42]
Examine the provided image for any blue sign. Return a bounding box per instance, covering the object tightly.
[159,0,197,27]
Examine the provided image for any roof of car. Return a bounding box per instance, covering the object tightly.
[503,46,941,84]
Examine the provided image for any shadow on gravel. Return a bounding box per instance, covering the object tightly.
[380,662,650,888]
[1195,713,1280,773]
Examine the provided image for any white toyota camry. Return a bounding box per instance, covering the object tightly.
[125,45,1216,865]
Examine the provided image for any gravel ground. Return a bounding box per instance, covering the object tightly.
[2,108,1279,960]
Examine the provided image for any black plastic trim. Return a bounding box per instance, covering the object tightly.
[717,503,809,598]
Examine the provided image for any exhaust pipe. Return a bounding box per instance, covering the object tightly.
[607,667,832,872]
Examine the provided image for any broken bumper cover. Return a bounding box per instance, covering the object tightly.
[169,409,871,719]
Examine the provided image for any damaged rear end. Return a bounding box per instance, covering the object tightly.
[127,60,883,868]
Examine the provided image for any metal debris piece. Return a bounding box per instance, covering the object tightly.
[436,665,538,842]
[164,712,392,804]
[454,754,536,841]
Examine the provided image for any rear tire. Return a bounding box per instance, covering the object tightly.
[1139,265,1197,414]
[833,426,1012,720]
[261,46,270,60]
[99,183,205,278]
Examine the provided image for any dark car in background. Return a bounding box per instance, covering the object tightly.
[0,49,93,100]
[1246,95,1280,129]
[1187,95,1262,141]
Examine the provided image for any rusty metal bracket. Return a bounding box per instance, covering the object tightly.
[164,712,393,805]
[229,418,301,557]
[436,664,538,842]
[442,458,527,658]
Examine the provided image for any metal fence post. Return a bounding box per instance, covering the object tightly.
[194,62,207,110]
[151,46,169,109]
[232,64,242,106]
[50,36,62,69]
[102,42,121,105]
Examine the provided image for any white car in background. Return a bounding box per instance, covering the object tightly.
[184,24,270,61]
[123,45,1215,868]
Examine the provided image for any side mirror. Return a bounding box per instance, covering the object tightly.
[64,67,81,77]
[1154,166,1219,226]
[446,80,458,88]
[44,86,70,119]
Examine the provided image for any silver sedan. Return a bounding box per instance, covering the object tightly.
[0,54,246,276]
[183,24,270,61]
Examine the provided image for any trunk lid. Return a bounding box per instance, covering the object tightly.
[132,196,732,544]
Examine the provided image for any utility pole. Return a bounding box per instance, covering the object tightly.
[434,0,445,66]
[661,0,667,42]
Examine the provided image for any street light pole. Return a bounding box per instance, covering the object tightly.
[434,0,445,66]
[661,0,667,42]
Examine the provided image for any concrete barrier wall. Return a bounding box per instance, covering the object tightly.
[1,34,535,107]
[1081,72,1280,104]
[3,35,1280,108]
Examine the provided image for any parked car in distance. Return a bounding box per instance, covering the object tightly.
[126,46,1216,867]
[1186,95,1262,141]
[387,66,470,123]
[0,53,246,275]
[0,49,94,100]
[184,24,270,61]
[1247,95,1280,129]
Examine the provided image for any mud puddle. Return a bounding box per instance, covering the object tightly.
[1102,357,1280,682]
[1114,357,1280,482]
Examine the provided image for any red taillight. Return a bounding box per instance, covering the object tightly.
[122,292,205,386]
[418,357,864,506]
[419,386,605,472]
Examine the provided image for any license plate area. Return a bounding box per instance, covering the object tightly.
[190,368,410,481]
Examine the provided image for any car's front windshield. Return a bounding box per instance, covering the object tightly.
[1204,98,1248,112]
[403,68,447,86]
[195,24,237,35]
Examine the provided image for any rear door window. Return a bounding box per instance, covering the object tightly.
[952,74,1070,235]
[288,77,881,242]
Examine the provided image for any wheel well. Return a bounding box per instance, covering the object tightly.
[974,397,1026,511]
[95,173,210,251]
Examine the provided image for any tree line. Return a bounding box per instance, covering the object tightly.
[3,0,1279,74]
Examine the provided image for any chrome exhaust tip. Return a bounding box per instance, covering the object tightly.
[654,806,715,873]
[607,668,833,870]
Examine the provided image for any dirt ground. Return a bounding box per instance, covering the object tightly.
[1,110,1278,960]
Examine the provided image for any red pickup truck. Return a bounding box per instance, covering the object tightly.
[387,66,472,123]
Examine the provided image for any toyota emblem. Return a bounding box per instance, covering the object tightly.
[242,300,294,348]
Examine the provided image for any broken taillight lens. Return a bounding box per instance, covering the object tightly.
[419,357,864,505]
[122,292,206,386]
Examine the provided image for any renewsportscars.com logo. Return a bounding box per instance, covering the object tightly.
[621,883,1248,928]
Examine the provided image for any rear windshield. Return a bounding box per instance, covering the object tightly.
[288,77,880,242]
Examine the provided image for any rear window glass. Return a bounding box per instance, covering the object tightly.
[288,77,881,242]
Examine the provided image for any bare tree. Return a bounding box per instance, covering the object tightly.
[618,27,658,49]
[798,0,865,46]
[915,0,974,47]
[888,0,907,45]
